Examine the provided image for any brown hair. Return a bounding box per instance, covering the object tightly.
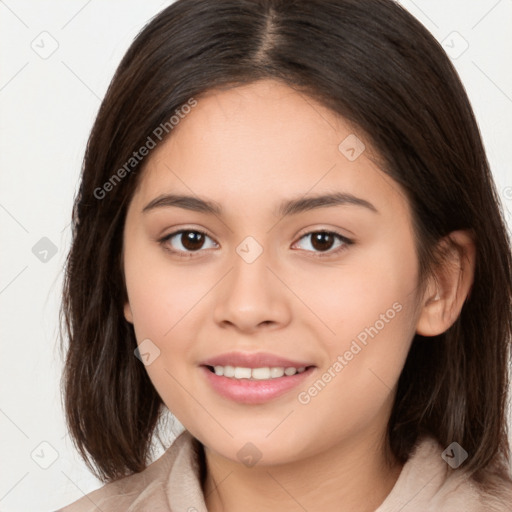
[61,0,512,493]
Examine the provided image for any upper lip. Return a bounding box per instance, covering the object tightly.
[201,351,315,369]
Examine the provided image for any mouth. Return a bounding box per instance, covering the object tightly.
[200,364,317,404]
[203,364,314,380]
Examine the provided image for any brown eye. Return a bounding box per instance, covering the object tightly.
[161,229,217,255]
[294,230,352,256]
[310,232,336,251]
[180,230,205,251]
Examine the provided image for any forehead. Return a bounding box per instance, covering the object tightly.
[132,79,409,219]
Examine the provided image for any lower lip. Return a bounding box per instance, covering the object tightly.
[200,366,315,404]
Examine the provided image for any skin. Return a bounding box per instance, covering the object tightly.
[122,79,475,512]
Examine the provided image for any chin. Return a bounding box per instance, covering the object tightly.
[198,427,314,468]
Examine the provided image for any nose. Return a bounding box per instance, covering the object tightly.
[213,246,292,334]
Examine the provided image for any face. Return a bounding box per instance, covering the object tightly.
[122,79,423,466]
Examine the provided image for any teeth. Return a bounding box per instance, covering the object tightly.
[234,367,251,379]
[212,365,307,380]
[270,367,284,378]
[222,365,235,377]
[253,367,274,379]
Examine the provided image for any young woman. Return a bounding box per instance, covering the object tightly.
[58,0,512,510]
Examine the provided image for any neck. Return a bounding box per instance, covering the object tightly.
[201,428,403,512]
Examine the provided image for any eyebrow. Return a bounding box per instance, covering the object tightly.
[142,192,378,217]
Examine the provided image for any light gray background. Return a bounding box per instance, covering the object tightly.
[1,1,511,510]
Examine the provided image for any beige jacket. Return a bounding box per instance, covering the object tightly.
[58,430,512,511]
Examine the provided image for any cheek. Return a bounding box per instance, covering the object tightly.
[292,231,419,350]
[292,232,419,416]
[124,235,211,341]
[123,242,211,421]
[123,230,228,383]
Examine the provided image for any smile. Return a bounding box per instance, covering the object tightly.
[207,365,308,380]
[200,365,316,404]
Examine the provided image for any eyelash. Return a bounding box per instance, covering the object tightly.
[158,228,354,259]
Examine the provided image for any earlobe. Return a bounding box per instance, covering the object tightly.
[124,302,134,324]
[415,230,475,337]
[415,279,445,336]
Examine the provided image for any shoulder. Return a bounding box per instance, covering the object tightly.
[377,436,512,512]
[57,430,200,512]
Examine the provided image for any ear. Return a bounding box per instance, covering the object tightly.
[415,230,475,336]
[124,301,134,324]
